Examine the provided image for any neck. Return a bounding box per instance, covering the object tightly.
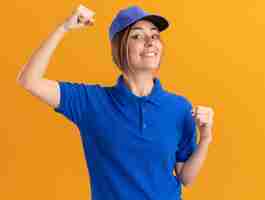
[122,73,155,97]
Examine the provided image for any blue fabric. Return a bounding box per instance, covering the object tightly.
[54,74,198,200]
[109,5,169,41]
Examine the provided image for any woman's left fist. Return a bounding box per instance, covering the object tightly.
[191,105,214,143]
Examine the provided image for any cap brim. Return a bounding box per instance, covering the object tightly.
[141,15,169,32]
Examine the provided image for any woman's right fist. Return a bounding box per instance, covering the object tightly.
[63,4,95,31]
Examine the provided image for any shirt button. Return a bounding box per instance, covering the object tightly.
[143,123,147,128]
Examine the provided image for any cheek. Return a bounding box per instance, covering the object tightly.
[157,41,163,52]
[128,43,142,60]
[158,43,164,58]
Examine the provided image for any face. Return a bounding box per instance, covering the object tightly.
[126,20,163,72]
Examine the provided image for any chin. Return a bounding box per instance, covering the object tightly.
[140,65,160,71]
[131,61,160,70]
[145,62,160,68]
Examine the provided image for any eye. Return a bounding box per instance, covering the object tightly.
[152,34,160,39]
[131,34,144,40]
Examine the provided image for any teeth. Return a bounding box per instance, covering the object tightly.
[143,52,156,56]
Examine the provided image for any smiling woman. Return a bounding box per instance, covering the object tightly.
[17,4,214,200]
[111,19,165,76]
[127,21,163,71]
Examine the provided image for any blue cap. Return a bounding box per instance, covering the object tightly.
[109,5,169,41]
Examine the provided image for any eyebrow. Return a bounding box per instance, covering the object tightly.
[130,26,159,31]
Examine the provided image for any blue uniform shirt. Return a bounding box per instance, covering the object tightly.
[54,74,198,200]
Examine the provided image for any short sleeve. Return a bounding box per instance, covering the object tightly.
[175,99,198,162]
[54,81,100,126]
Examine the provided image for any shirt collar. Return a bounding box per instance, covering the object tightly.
[113,74,165,106]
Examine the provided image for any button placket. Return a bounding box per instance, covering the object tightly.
[140,100,147,131]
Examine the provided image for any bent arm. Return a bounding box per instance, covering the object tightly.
[176,140,211,187]
[17,23,68,108]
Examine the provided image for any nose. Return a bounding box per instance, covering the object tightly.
[144,36,155,47]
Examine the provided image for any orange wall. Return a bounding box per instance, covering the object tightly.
[3,0,265,199]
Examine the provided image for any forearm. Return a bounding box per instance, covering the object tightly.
[17,23,68,85]
[179,139,211,187]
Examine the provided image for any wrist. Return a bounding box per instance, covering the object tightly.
[58,23,70,33]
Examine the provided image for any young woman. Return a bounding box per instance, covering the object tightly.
[17,5,214,200]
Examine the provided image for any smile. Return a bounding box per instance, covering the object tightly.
[141,52,157,57]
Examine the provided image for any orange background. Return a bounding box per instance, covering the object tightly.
[3,0,265,199]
